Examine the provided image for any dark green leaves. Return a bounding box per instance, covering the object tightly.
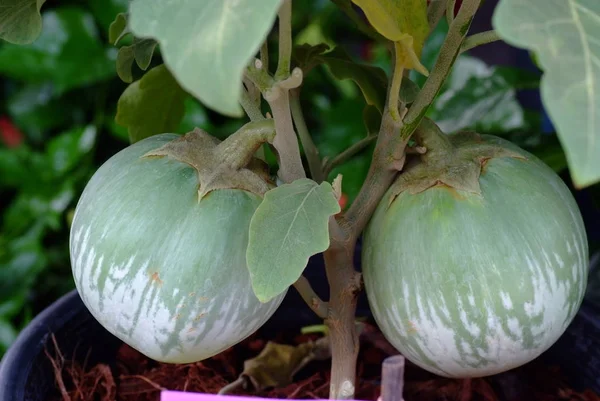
[0,0,46,44]
[115,65,187,143]
[109,12,128,44]
[116,38,158,83]
[0,8,115,93]
[128,0,281,117]
[247,179,341,302]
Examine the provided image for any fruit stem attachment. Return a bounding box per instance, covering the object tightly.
[217,120,276,170]
[413,118,454,163]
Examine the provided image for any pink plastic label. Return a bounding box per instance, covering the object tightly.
[160,390,361,401]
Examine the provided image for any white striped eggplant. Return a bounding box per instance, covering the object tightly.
[362,120,588,378]
[70,123,285,363]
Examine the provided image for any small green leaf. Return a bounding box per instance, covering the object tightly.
[109,12,128,45]
[133,38,158,70]
[247,179,341,302]
[129,0,281,117]
[115,64,188,143]
[116,45,135,83]
[115,38,158,83]
[0,8,116,93]
[292,43,330,72]
[0,0,46,44]
[493,0,600,188]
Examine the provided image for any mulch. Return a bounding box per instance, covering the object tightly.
[45,323,600,401]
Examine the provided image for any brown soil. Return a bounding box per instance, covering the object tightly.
[46,323,600,401]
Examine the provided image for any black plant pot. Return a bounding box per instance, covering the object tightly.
[2,284,600,401]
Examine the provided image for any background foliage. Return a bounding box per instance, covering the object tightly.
[1,0,599,357]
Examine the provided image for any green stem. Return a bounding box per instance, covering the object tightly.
[239,86,264,122]
[275,0,292,80]
[260,40,270,72]
[388,43,405,121]
[323,135,377,177]
[427,0,449,30]
[401,0,481,140]
[290,89,324,182]
[460,30,502,54]
[446,0,457,25]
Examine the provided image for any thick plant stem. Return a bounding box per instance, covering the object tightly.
[265,78,307,182]
[324,237,362,400]
[342,113,406,237]
[290,89,324,182]
[460,30,501,54]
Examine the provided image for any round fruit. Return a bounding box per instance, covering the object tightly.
[70,131,285,363]
[362,123,588,378]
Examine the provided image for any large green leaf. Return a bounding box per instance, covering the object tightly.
[115,64,187,143]
[0,0,45,44]
[129,0,281,117]
[0,8,116,93]
[247,179,341,302]
[493,0,600,188]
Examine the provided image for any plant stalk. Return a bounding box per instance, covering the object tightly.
[427,0,449,30]
[239,86,264,122]
[401,0,482,139]
[446,0,457,25]
[460,30,501,54]
[275,0,292,80]
[293,275,329,319]
[290,89,324,182]
[323,135,377,177]
[323,234,362,400]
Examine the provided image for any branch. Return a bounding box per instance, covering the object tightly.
[323,134,377,177]
[290,89,324,182]
[401,0,481,139]
[388,44,405,121]
[446,0,456,25]
[293,275,329,319]
[264,69,307,183]
[460,30,502,54]
[275,0,292,80]
[427,0,448,30]
[239,85,264,121]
